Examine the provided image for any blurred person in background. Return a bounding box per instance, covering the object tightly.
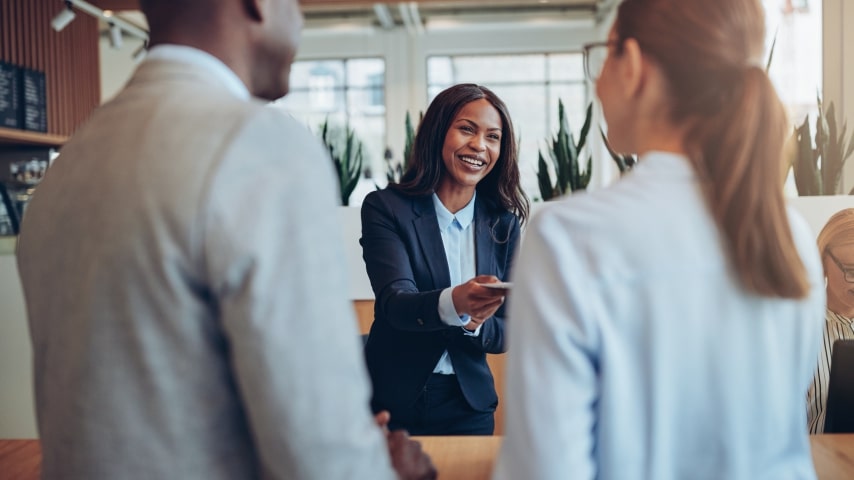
[807,208,854,433]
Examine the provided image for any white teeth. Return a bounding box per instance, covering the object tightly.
[460,156,484,167]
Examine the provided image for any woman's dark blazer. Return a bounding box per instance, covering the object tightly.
[360,187,520,416]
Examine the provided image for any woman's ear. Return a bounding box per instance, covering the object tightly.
[619,38,645,99]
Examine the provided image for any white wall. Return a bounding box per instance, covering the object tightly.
[823,0,854,192]
[99,34,147,104]
[0,254,36,438]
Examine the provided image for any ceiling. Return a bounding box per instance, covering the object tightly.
[91,0,616,29]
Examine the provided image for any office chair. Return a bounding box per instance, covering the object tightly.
[824,339,854,433]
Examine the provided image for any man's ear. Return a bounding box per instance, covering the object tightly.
[619,38,645,99]
[243,0,264,22]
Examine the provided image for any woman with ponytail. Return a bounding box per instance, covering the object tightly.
[495,1,825,478]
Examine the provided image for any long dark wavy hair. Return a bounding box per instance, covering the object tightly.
[392,83,529,225]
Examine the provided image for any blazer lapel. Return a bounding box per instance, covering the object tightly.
[475,199,497,277]
[412,196,452,289]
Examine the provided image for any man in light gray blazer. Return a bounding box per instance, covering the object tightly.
[16,0,435,478]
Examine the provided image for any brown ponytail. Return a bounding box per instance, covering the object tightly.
[616,0,809,298]
[688,67,808,297]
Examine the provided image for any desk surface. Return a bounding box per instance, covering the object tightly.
[413,435,502,480]
[1,435,852,480]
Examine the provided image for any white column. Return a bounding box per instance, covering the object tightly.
[824,0,854,192]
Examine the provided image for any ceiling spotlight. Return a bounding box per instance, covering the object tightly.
[108,22,123,49]
[51,1,76,32]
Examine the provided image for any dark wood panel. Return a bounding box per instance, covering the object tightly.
[90,0,140,10]
[0,0,99,139]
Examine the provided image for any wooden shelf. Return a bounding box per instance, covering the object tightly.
[0,128,68,148]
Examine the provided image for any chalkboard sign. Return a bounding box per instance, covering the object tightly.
[0,62,22,129]
[21,68,47,133]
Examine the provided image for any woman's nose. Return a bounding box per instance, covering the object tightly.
[469,135,486,151]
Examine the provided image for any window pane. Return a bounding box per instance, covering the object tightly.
[548,53,584,82]
[762,0,821,123]
[446,55,546,84]
[350,115,386,173]
[484,85,548,201]
[305,112,348,136]
[276,58,387,205]
[276,88,345,115]
[347,87,385,116]
[347,58,385,88]
[290,60,345,90]
[427,85,448,101]
[427,57,454,86]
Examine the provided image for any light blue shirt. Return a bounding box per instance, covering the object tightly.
[494,151,825,480]
[433,192,479,374]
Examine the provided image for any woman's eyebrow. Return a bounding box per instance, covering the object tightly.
[455,118,501,131]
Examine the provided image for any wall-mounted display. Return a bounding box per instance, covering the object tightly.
[21,68,47,133]
[0,62,22,129]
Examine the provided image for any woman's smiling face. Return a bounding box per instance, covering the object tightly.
[439,98,502,195]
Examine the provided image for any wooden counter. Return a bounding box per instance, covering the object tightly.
[414,435,502,480]
[1,435,852,479]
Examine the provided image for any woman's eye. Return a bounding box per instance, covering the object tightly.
[488,134,501,141]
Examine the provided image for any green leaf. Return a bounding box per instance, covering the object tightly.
[318,120,364,205]
[580,155,593,190]
[576,103,593,153]
[537,151,555,200]
[404,111,416,172]
[540,99,593,196]
[823,102,841,193]
[844,126,854,162]
[765,28,778,73]
[793,119,819,196]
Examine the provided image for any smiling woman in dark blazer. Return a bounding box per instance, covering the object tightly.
[360,84,529,435]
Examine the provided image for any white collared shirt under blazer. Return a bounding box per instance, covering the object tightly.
[494,152,826,480]
[807,309,854,433]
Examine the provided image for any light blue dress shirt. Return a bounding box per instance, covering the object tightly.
[433,192,479,374]
[494,151,825,480]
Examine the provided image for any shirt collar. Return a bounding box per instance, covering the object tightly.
[432,192,476,230]
[144,45,251,101]
[827,308,854,327]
